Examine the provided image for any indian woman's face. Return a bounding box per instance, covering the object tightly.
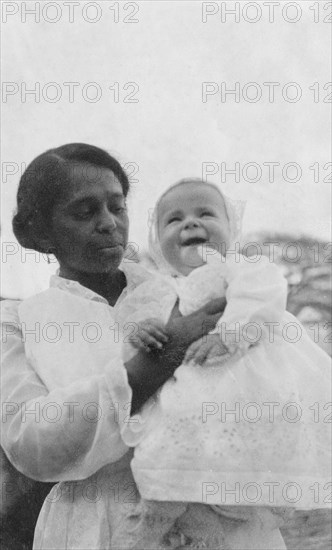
[48,164,129,275]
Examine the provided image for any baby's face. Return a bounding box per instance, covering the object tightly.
[158,182,230,275]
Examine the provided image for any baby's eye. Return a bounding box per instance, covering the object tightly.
[167,216,181,224]
[200,211,214,217]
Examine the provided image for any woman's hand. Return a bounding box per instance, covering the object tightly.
[164,297,227,363]
[125,297,226,413]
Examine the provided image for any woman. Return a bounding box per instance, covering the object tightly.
[0,143,225,549]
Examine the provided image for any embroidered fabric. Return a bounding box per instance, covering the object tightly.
[114,183,332,512]
[111,499,291,550]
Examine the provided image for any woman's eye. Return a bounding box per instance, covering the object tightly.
[110,207,127,216]
[75,210,92,220]
[201,211,213,217]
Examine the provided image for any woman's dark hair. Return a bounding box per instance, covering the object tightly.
[13,143,130,252]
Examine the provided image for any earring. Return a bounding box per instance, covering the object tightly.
[46,247,56,264]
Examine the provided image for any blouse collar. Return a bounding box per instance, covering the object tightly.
[50,273,108,303]
[49,260,150,305]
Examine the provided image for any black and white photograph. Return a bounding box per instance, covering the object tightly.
[1,1,331,549]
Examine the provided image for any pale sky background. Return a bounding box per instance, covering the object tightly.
[1,0,331,298]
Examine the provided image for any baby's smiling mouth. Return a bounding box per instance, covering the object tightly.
[181,236,207,247]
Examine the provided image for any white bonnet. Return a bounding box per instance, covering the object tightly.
[148,178,245,276]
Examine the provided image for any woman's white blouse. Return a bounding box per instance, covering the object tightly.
[0,261,151,483]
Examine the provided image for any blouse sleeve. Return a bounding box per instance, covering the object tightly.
[215,253,288,355]
[115,276,178,328]
[0,300,132,483]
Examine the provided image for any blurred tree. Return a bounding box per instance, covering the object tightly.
[245,234,331,356]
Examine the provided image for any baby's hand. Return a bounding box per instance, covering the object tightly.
[184,334,229,366]
[131,318,169,352]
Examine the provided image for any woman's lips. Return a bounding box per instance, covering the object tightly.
[97,242,123,249]
[99,245,122,249]
[97,243,124,255]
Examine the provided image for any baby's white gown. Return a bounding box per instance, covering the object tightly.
[116,252,331,511]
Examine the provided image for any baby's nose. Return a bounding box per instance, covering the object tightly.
[183,217,199,229]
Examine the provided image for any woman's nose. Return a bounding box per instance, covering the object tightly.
[96,208,117,233]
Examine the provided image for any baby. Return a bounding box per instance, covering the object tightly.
[112,179,331,549]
